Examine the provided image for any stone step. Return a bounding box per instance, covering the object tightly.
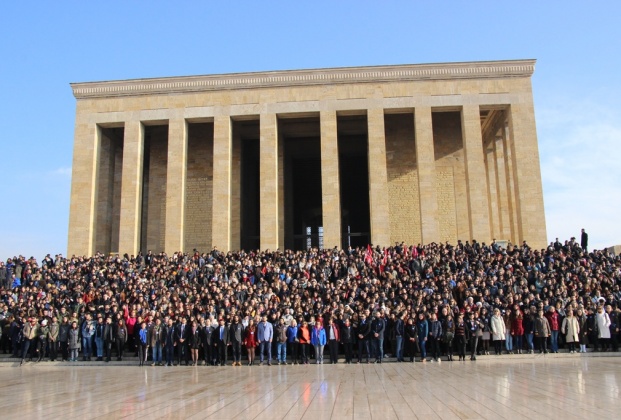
[1,350,619,367]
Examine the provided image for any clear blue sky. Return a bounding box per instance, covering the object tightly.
[1,1,619,258]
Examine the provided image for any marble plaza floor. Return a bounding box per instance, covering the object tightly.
[1,357,620,419]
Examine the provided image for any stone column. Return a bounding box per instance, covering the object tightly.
[260,113,279,250]
[320,110,341,249]
[485,142,500,239]
[414,106,440,244]
[493,135,511,240]
[164,116,187,254]
[212,115,232,251]
[367,108,390,247]
[118,120,144,256]
[501,122,519,243]
[461,105,491,242]
[67,122,99,256]
[507,102,547,248]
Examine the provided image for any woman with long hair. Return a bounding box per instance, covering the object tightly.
[479,308,491,355]
[298,320,311,364]
[137,321,148,366]
[511,306,525,354]
[454,314,466,361]
[504,309,513,354]
[576,308,589,353]
[490,308,506,355]
[310,320,327,364]
[189,320,201,366]
[244,318,257,365]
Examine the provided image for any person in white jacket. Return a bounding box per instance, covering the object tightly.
[490,308,506,355]
[595,305,611,351]
[561,309,580,353]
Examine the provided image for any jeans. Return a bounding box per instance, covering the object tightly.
[395,336,404,361]
[314,344,324,362]
[505,334,513,352]
[513,335,523,351]
[277,342,287,362]
[419,339,427,359]
[550,330,559,352]
[231,342,242,362]
[95,337,104,357]
[526,333,534,350]
[152,342,162,363]
[259,341,272,362]
[82,336,93,358]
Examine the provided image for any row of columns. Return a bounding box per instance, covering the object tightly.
[70,103,544,256]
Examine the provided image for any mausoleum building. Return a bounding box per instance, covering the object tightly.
[68,60,547,256]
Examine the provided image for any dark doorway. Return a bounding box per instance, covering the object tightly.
[281,116,323,250]
[237,120,260,251]
[338,115,370,248]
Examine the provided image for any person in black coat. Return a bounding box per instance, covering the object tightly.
[163,318,176,366]
[176,318,189,366]
[340,318,354,364]
[581,229,588,252]
[356,313,371,363]
[200,318,214,366]
[404,317,418,362]
[103,317,115,362]
[465,312,480,361]
[229,316,244,366]
[370,312,386,363]
[214,318,230,366]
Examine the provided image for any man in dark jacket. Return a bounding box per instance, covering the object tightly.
[176,317,189,366]
[229,315,244,366]
[357,313,371,363]
[340,318,354,364]
[394,313,405,362]
[103,317,115,362]
[371,311,386,363]
[200,318,214,366]
[214,318,229,366]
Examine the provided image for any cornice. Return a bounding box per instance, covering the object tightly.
[71,59,536,100]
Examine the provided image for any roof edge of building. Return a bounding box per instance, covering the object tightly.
[70,59,536,100]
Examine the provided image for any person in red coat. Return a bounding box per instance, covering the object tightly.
[545,307,561,353]
[511,305,525,354]
[244,318,258,366]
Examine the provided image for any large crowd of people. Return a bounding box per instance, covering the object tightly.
[1,233,620,367]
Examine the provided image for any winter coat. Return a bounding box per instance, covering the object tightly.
[68,328,80,350]
[561,316,580,343]
[534,317,551,338]
[595,312,611,339]
[490,315,506,341]
[310,326,327,346]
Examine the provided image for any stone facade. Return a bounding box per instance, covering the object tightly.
[68,60,547,256]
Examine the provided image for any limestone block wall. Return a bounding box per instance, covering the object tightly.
[184,123,213,251]
[385,113,422,245]
[432,112,467,243]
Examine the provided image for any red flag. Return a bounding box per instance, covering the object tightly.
[412,247,418,258]
[364,244,373,265]
[380,248,388,273]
